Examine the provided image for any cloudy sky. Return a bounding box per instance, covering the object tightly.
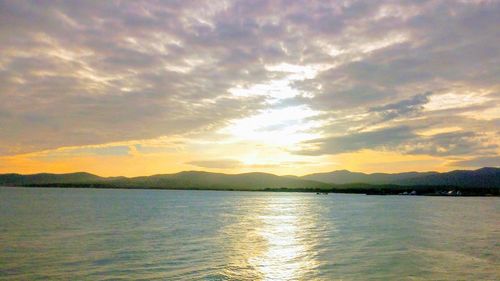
[0,0,499,176]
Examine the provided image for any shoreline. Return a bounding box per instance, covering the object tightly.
[3,184,498,197]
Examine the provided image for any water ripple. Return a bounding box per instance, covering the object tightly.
[0,188,499,280]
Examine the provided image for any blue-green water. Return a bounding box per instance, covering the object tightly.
[0,187,498,280]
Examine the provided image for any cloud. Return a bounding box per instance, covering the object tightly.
[187,159,243,169]
[299,126,416,155]
[369,92,431,122]
[0,1,276,155]
[405,131,496,157]
[0,0,498,164]
[186,158,314,170]
[298,126,497,157]
[450,156,500,168]
[287,1,500,159]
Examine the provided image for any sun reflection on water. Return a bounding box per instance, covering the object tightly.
[248,196,319,280]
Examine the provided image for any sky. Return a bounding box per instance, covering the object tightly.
[0,0,499,176]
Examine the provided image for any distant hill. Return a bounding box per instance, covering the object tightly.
[0,172,103,186]
[302,167,500,188]
[1,167,498,191]
[113,171,330,190]
[397,167,500,188]
[0,171,330,190]
[302,170,438,185]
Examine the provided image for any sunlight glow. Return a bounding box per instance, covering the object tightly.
[424,91,490,111]
[229,63,327,101]
[359,33,409,53]
[222,106,323,147]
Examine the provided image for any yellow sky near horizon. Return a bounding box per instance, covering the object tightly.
[0,138,471,177]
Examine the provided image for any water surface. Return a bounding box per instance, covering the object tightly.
[0,187,498,280]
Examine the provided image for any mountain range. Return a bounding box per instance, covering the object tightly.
[0,167,498,191]
[0,171,329,190]
[301,167,500,187]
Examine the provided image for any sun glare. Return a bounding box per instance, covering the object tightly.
[222,106,322,148]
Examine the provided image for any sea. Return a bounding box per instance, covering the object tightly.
[0,187,498,280]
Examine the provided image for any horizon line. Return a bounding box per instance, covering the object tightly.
[1,167,497,179]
